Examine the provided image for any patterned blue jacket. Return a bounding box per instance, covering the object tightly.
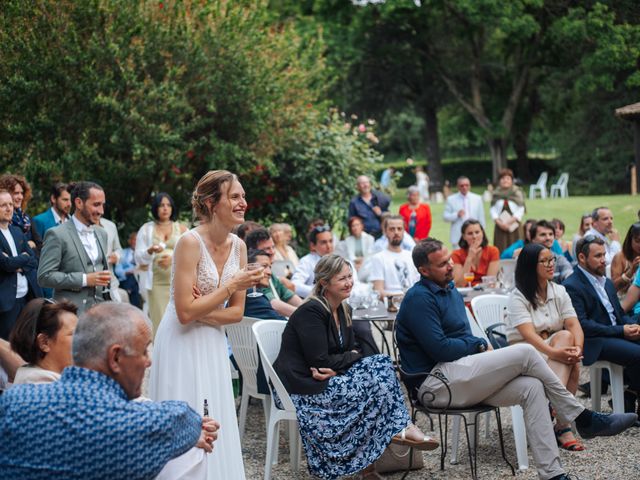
[0,366,201,480]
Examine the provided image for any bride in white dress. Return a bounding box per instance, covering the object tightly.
[150,171,263,480]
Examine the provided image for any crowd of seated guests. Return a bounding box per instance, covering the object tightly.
[3,167,640,480]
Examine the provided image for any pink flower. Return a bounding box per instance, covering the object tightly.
[358,124,366,133]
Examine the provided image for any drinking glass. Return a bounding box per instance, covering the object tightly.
[392,294,404,310]
[463,272,475,287]
[245,263,264,298]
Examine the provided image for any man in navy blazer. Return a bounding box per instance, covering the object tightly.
[0,191,42,339]
[564,235,640,404]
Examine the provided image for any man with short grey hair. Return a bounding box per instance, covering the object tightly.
[0,302,219,479]
[443,176,485,248]
[584,206,621,266]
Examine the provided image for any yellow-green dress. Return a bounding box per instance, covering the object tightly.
[148,222,182,333]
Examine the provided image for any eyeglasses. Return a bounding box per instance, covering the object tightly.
[538,257,556,267]
[311,225,331,233]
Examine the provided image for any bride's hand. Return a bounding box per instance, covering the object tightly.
[192,284,202,299]
[228,268,264,291]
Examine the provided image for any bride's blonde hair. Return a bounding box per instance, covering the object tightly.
[191,170,237,222]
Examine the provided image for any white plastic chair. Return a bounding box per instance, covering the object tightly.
[498,259,517,290]
[465,302,529,471]
[226,317,270,441]
[271,260,295,279]
[528,172,548,199]
[550,173,569,198]
[252,320,301,480]
[590,361,626,414]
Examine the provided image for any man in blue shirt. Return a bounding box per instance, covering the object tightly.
[348,175,390,238]
[0,302,219,480]
[396,238,637,480]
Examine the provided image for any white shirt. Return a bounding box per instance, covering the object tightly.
[578,265,617,325]
[72,215,100,288]
[0,226,28,298]
[443,191,486,247]
[584,227,621,266]
[291,252,359,298]
[373,232,415,254]
[368,248,419,294]
[51,207,67,225]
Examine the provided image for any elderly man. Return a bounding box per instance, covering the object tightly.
[0,302,218,479]
[565,236,640,413]
[443,176,485,248]
[396,238,637,480]
[348,175,390,238]
[584,207,621,266]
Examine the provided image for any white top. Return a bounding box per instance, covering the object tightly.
[134,221,156,294]
[291,252,360,298]
[0,226,28,298]
[368,249,419,294]
[584,227,621,266]
[578,265,617,325]
[51,207,67,225]
[506,282,577,343]
[489,199,525,222]
[335,232,375,262]
[443,191,486,247]
[13,365,61,384]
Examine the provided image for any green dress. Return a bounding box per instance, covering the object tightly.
[149,222,182,334]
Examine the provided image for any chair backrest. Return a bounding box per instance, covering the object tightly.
[535,171,548,187]
[556,172,569,187]
[271,260,295,279]
[226,317,261,393]
[470,294,510,332]
[252,320,296,411]
[498,259,517,289]
[465,306,489,341]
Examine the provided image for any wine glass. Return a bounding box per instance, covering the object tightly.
[463,272,475,288]
[392,294,404,311]
[245,263,264,298]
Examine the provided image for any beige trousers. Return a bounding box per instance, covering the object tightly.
[418,343,585,480]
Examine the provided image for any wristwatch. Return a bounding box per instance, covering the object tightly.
[478,342,487,353]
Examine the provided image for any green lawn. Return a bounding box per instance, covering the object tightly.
[390,192,639,245]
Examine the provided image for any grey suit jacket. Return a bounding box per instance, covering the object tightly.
[37,220,109,312]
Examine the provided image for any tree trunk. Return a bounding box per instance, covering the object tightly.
[513,130,531,182]
[423,103,443,191]
[488,138,508,182]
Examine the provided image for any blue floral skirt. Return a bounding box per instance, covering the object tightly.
[290,354,410,479]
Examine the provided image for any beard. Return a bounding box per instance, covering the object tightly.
[390,237,402,247]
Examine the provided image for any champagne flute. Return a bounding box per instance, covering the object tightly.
[245,263,264,298]
[463,271,475,288]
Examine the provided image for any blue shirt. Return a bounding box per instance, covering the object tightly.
[500,239,563,259]
[347,191,390,236]
[244,288,286,321]
[114,247,136,282]
[0,366,201,480]
[396,277,487,392]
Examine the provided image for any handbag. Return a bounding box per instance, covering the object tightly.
[374,443,424,473]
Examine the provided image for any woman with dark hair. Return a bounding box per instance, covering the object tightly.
[490,168,526,252]
[505,243,585,451]
[552,218,573,263]
[0,174,35,248]
[611,223,640,296]
[451,219,499,287]
[10,298,78,384]
[274,254,436,479]
[135,192,187,332]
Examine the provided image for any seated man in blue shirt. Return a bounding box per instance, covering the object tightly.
[396,238,637,480]
[0,302,218,480]
[245,249,287,321]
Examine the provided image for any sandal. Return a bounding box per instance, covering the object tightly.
[555,427,585,452]
[391,426,439,451]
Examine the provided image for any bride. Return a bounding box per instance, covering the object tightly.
[150,170,262,479]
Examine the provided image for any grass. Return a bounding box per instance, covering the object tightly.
[389,191,639,245]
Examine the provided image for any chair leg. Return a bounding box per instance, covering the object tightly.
[288,421,300,472]
[439,414,448,471]
[460,414,478,480]
[484,411,491,439]
[591,366,602,412]
[494,408,516,475]
[238,390,249,440]
[262,397,271,430]
[511,405,529,471]
[609,365,626,414]
[450,415,461,464]
[264,418,279,480]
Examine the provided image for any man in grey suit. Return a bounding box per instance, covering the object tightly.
[443,176,486,248]
[37,181,111,313]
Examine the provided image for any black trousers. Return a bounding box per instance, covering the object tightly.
[0,296,26,340]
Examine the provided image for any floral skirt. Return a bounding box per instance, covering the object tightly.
[290,354,410,479]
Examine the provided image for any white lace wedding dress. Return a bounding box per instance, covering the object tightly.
[150,231,246,480]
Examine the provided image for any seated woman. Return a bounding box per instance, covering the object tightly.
[505,243,585,451]
[552,218,573,263]
[612,222,640,298]
[9,298,78,384]
[274,255,436,479]
[452,219,499,287]
[335,216,375,272]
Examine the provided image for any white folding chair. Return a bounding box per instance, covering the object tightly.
[471,294,510,339]
[590,361,626,414]
[528,172,548,199]
[226,317,270,441]
[252,320,301,480]
[464,302,529,471]
[550,173,569,198]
